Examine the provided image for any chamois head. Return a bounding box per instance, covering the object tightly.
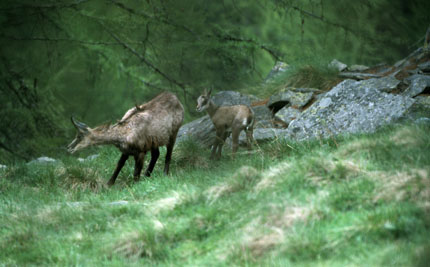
[68,117,92,153]
[196,88,212,112]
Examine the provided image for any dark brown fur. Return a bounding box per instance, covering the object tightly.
[68,92,184,186]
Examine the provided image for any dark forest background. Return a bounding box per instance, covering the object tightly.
[1,0,429,163]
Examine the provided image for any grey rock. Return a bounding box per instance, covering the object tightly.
[28,156,59,165]
[252,105,274,128]
[254,119,276,129]
[284,79,415,141]
[418,61,430,72]
[414,95,430,107]
[267,89,313,112]
[403,74,430,97]
[329,59,348,72]
[177,115,216,147]
[233,128,289,146]
[0,164,6,169]
[348,65,369,72]
[276,107,301,125]
[359,76,401,93]
[78,154,99,162]
[338,72,382,80]
[211,91,260,107]
[415,117,430,124]
[265,61,289,82]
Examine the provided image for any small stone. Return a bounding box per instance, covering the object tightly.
[348,65,369,72]
[329,59,348,72]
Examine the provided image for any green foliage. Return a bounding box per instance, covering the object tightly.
[1,0,429,162]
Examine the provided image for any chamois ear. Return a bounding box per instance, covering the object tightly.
[71,116,89,133]
[207,87,212,97]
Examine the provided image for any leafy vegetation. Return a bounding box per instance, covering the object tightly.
[1,0,430,161]
[1,123,429,266]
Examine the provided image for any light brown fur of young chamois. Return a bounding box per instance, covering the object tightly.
[196,89,255,159]
[68,92,184,186]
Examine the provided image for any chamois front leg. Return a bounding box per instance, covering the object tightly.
[107,153,129,186]
[144,148,159,177]
[216,130,229,159]
[133,152,145,182]
[211,127,225,160]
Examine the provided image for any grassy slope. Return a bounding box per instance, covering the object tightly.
[1,123,429,266]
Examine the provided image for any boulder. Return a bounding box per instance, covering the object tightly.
[276,106,301,125]
[252,105,274,128]
[267,88,314,113]
[329,59,348,72]
[233,128,289,146]
[418,62,430,72]
[338,72,382,80]
[359,76,401,93]
[403,74,430,97]
[177,115,216,147]
[285,79,415,141]
[348,65,369,72]
[211,91,260,107]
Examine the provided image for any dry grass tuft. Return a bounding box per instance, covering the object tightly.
[337,139,380,157]
[149,191,184,214]
[372,169,430,209]
[306,157,364,185]
[254,162,291,192]
[390,126,426,147]
[113,231,152,259]
[240,206,312,259]
[62,167,107,193]
[206,166,259,203]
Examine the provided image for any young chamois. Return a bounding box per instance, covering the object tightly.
[68,92,184,186]
[196,89,255,159]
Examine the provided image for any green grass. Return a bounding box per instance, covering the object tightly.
[1,123,429,266]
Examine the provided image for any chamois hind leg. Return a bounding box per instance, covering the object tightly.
[107,153,129,186]
[231,128,241,158]
[211,127,224,160]
[144,148,159,177]
[132,152,145,182]
[245,127,254,153]
[164,132,178,175]
[216,131,229,159]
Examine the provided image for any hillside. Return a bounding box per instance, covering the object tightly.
[1,123,429,266]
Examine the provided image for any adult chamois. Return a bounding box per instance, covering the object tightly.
[196,89,255,159]
[68,92,184,186]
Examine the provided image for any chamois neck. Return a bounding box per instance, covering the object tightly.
[205,99,219,118]
[90,126,124,146]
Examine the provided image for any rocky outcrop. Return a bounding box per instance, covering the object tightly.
[285,79,415,140]
[177,45,430,148]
